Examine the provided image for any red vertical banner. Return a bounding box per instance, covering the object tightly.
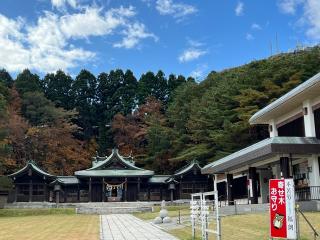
[269,179,287,238]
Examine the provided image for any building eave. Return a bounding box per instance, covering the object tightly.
[201,137,320,174]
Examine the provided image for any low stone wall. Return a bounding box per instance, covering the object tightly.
[76,206,152,214]
[297,201,320,212]
[218,201,320,216]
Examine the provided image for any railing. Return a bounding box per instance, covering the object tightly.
[295,186,320,201]
[296,206,319,240]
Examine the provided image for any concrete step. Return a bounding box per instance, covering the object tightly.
[76,206,152,214]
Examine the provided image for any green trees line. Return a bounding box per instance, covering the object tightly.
[1,46,320,174]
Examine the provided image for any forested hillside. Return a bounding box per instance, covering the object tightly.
[1,46,320,175]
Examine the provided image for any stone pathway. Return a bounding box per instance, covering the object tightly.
[100,214,178,240]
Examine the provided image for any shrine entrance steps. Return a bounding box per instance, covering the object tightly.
[76,202,154,214]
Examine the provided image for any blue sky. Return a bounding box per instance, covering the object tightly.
[0,0,319,80]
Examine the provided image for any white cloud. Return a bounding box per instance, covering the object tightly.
[114,22,158,49]
[278,0,320,40]
[278,0,303,14]
[246,33,254,40]
[235,2,244,16]
[179,49,207,63]
[251,23,262,30]
[60,6,136,39]
[0,5,157,72]
[187,39,204,47]
[190,64,208,80]
[304,0,320,39]
[51,0,78,10]
[156,0,197,20]
[179,39,207,63]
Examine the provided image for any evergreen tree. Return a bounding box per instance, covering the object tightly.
[72,69,97,140]
[0,69,13,88]
[15,69,42,95]
[43,70,74,110]
[137,71,168,104]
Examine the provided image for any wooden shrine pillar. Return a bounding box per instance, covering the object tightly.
[102,177,105,202]
[124,178,128,201]
[14,185,18,202]
[29,180,33,202]
[147,184,151,201]
[89,177,92,202]
[77,184,80,202]
[249,167,258,204]
[56,191,60,204]
[137,177,141,201]
[64,187,67,203]
[160,186,163,201]
[227,174,234,205]
[44,183,47,202]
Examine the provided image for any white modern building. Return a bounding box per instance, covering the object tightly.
[202,72,320,206]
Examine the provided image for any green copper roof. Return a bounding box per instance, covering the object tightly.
[174,160,201,177]
[8,160,54,178]
[75,169,154,177]
[75,149,154,177]
[148,175,170,184]
[50,176,79,185]
[89,149,144,171]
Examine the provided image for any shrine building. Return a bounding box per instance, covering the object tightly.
[8,149,212,203]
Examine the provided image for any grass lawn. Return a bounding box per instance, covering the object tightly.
[168,212,320,240]
[0,209,99,240]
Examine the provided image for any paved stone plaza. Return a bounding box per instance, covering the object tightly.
[100,214,178,240]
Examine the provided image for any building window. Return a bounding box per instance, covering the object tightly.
[278,116,305,137]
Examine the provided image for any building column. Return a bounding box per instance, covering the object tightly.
[280,157,290,178]
[89,177,92,202]
[226,174,234,205]
[44,183,47,202]
[192,180,195,193]
[248,167,258,204]
[269,119,278,137]
[77,184,80,202]
[147,185,151,201]
[137,177,141,201]
[303,100,316,137]
[102,178,105,202]
[124,178,127,201]
[29,180,33,202]
[259,169,272,204]
[64,187,67,203]
[308,155,320,187]
[56,191,60,204]
[14,185,18,202]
